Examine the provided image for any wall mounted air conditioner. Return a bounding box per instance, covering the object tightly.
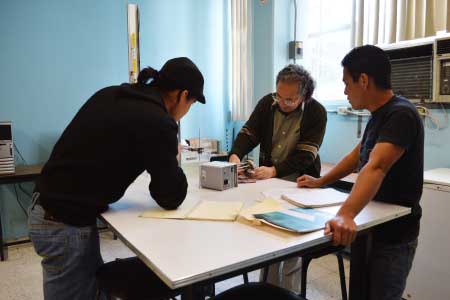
[379,34,450,103]
[434,35,450,102]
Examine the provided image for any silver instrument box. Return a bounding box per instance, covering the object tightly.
[199,161,238,191]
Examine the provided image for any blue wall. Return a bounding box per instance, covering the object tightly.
[0,0,229,240]
[321,108,450,169]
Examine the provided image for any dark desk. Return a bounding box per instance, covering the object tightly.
[0,164,42,261]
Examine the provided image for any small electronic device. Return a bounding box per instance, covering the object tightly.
[289,41,303,60]
[0,121,15,175]
[199,161,238,191]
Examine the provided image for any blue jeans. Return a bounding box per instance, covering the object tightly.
[28,193,104,300]
[369,238,418,300]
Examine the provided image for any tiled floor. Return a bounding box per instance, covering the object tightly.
[0,232,349,300]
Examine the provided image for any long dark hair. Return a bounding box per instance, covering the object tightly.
[137,67,176,92]
[137,67,190,102]
[137,67,161,85]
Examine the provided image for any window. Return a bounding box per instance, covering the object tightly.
[298,0,353,102]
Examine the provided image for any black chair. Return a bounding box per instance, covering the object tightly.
[211,282,307,300]
[300,248,347,300]
[96,257,181,300]
[96,256,237,300]
[262,247,347,300]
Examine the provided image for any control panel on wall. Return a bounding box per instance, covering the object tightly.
[434,36,450,102]
[0,121,15,174]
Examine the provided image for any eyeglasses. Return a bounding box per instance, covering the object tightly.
[271,93,301,106]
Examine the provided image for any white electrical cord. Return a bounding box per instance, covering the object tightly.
[345,109,371,117]
[415,104,448,130]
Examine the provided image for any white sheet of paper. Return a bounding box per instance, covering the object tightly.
[261,186,299,201]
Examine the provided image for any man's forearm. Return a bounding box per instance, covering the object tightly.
[230,132,257,159]
[319,152,359,186]
[337,162,386,218]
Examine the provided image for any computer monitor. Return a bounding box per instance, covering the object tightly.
[0,121,15,174]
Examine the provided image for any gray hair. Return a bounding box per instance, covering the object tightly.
[276,64,315,101]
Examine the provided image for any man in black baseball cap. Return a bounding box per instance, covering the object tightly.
[29,57,206,299]
[158,57,206,104]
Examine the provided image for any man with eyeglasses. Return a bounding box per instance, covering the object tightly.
[229,64,327,181]
[228,64,327,292]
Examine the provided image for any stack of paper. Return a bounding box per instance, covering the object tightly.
[281,188,348,208]
[140,200,244,222]
[253,207,335,233]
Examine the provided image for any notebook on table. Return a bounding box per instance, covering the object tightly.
[281,188,348,208]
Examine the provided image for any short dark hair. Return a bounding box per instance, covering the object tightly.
[276,64,315,101]
[341,45,392,89]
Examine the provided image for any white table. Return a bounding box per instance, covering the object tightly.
[101,170,410,300]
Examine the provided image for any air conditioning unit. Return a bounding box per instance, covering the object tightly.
[379,34,450,103]
[0,121,15,175]
[434,35,450,102]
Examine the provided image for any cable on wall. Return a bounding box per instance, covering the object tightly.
[293,0,298,64]
[416,104,449,130]
[13,143,27,165]
[12,144,33,210]
[13,184,28,217]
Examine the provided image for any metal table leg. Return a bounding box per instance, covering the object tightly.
[0,207,7,261]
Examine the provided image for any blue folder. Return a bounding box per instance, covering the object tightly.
[254,207,335,233]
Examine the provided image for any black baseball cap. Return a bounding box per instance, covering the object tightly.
[159,57,206,104]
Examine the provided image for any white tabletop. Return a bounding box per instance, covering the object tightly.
[424,168,450,186]
[101,170,410,289]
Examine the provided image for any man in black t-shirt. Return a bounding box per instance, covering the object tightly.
[297,45,423,300]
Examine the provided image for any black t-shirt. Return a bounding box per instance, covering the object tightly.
[359,95,424,244]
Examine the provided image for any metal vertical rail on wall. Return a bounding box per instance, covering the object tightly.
[127,3,140,84]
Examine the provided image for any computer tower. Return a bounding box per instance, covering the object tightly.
[0,121,15,174]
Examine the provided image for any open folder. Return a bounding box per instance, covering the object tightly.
[281,188,348,208]
[140,200,244,221]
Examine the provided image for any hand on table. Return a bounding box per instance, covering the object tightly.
[229,154,241,165]
[296,175,323,188]
[324,214,357,246]
[253,166,276,180]
[229,154,244,175]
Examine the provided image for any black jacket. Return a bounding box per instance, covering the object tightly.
[230,94,327,178]
[35,84,187,226]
